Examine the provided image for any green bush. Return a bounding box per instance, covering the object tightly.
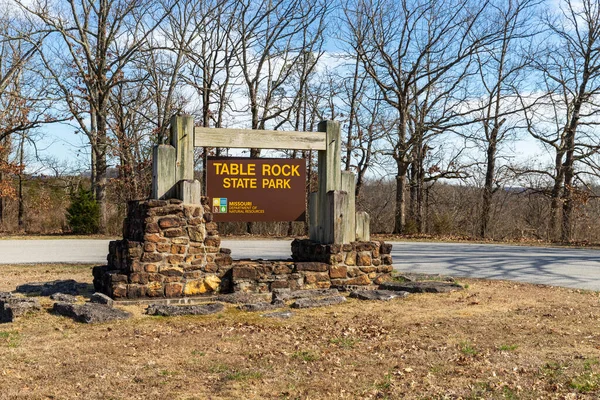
[66,187,100,234]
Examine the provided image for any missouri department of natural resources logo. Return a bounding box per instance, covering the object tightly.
[212,198,228,213]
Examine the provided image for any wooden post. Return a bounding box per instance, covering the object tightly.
[356,211,370,241]
[309,192,319,241]
[176,180,201,204]
[170,115,195,182]
[317,120,341,242]
[325,190,347,244]
[341,171,356,244]
[151,144,176,199]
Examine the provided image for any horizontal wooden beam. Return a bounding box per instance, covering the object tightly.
[194,127,326,151]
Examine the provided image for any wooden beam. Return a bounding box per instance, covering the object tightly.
[151,144,176,200]
[341,171,356,244]
[176,179,201,204]
[324,190,347,244]
[194,127,326,150]
[309,192,319,241]
[171,115,195,181]
[356,211,370,241]
[317,120,341,242]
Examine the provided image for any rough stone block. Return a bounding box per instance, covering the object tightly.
[158,217,182,229]
[304,272,330,284]
[345,275,371,285]
[295,262,328,272]
[146,282,164,297]
[188,226,206,242]
[146,303,223,316]
[1,297,41,323]
[159,265,184,277]
[215,254,232,267]
[127,284,147,298]
[130,273,149,285]
[90,292,114,306]
[380,243,393,254]
[379,281,463,293]
[238,302,280,312]
[111,284,127,298]
[349,290,408,301]
[165,282,183,297]
[53,302,131,323]
[163,228,185,238]
[141,252,163,263]
[357,252,372,266]
[359,266,377,273]
[291,296,346,309]
[329,265,347,279]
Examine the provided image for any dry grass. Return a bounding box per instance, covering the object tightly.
[1,264,600,399]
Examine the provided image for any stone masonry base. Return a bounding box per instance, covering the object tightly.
[93,200,393,298]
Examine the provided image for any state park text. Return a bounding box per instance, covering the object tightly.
[206,157,306,222]
[212,162,301,189]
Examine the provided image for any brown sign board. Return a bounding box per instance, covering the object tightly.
[206,157,306,222]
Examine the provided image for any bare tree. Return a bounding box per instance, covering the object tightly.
[232,0,327,156]
[523,0,600,242]
[0,4,60,227]
[349,0,502,234]
[472,0,539,238]
[19,0,175,232]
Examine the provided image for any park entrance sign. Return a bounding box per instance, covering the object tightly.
[94,115,387,300]
[151,116,370,244]
[206,157,306,222]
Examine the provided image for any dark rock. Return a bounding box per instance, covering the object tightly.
[349,290,409,301]
[295,262,328,272]
[237,302,280,312]
[52,302,131,323]
[291,296,346,309]
[0,292,12,300]
[1,296,41,323]
[395,273,456,283]
[90,292,114,306]
[50,293,78,303]
[379,281,463,293]
[146,303,224,316]
[16,279,89,296]
[215,292,270,304]
[272,288,339,302]
[262,310,294,319]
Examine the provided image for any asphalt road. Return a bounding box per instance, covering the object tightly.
[1,239,599,290]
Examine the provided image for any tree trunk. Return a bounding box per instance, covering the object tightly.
[549,150,565,241]
[95,112,108,234]
[17,134,24,229]
[480,141,497,238]
[393,160,408,234]
[561,135,576,242]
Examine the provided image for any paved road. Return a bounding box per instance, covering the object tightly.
[1,239,598,290]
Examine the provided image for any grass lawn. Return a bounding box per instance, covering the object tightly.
[1,264,599,399]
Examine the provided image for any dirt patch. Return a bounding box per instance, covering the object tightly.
[1,264,600,399]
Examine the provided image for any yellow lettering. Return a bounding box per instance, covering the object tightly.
[247,164,255,176]
[230,164,238,175]
[283,179,290,188]
[281,165,290,176]
[291,165,300,176]
[214,162,223,174]
[221,163,229,175]
[223,177,230,188]
[262,164,271,175]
